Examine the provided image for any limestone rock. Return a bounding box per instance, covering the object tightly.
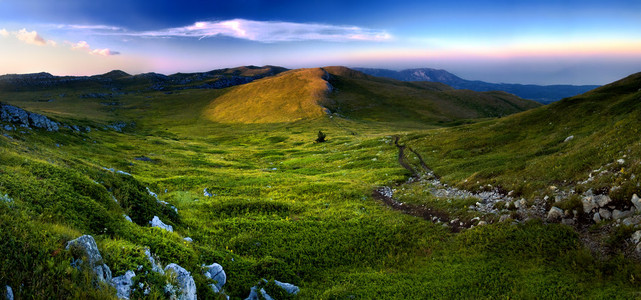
[563,135,574,142]
[547,207,564,222]
[632,194,641,211]
[613,209,635,220]
[245,279,299,300]
[561,219,575,226]
[632,231,641,244]
[273,280,300,295]
[203,263,226,293]
[598,209,612,220]
[581,196,598,213]
[183,237,193,243]
[149,216,173,232]
[623,215,641,227]
[594,194,612,208]
[593,212,601,223]
[0,103,59,131]
[65,235,112,282]
[124,215,133,222]
[111,270,136,299]
[164,263,197,300]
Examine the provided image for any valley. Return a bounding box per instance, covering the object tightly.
[1,66,641,299]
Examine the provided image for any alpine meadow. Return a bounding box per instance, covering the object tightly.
[2,1,641,299]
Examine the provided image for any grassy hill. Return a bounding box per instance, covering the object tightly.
[1,68,641,299]
[203,66,540,124]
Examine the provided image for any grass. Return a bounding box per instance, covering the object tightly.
[1,69,641,298]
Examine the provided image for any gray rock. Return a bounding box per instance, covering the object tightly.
[623,215,641,226]
[477,221,487,226]
[164,263,197,300]
[632,194,641,211]
[203,188,212,197]
[636,243,641,254]
[5,285,13,300]
[613,209,635,220]
[124,215,133,222]
[582,196,598,213]
[273,280,300,295]
[149,216,173,232]
[183,237,193,243]
[65,235,112,282]
[632,231,641,244]
[593,212,601,223]
[203,263,226,292]
[144,248,164,275]
[563,135,574,142]
[111,270,136,299]
[547,207,564,222]
[599,209,612,220]
[594,194,612,208]
[0,194,11,203]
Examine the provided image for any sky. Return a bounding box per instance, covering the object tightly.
[0,0,640,85]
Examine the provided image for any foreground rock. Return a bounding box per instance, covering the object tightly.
[203,263,226,293]
[144,248,164,275]
[111,270,136,299]
[149,216,173,232]
[245,279,299,300]
[164,264,196,300]
[65,235,112,282]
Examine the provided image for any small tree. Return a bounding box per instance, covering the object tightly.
[315,130,326,143]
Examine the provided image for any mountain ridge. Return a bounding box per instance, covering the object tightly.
[354,67,600,103]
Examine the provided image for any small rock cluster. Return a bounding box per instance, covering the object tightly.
[1,103,59,131]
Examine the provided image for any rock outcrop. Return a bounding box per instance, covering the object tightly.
[0,103,59,131]
[245,279,299,300]
[150,216,173,232]
[4,285,13,300]
[111,270,136,299]
[65,235,112,282]
[165,264,197,300]
[203,263,226,293]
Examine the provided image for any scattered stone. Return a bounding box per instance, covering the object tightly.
[547,207,564,222]
[111,270,136,299]
[5,285,13,300]
[613,209,635,220]
[183,237,193,243]
[203,263,226,293]
[594,194,612,208]
[622,215,641,227]
[563,135,574,142]
[582,196,598,213]
[593,212,602,223]
[146,187,159,200]
[599,209,612,220]
[273,280,300,295]
[123,215,133,222]
[164,264,197,300]
[203,188,212,197]
[618,159,626,164]
[561,219,575,226]
[499,214,511,223]
[632,194,641,211]
[149,216,173,232]
[134,156,153,162]
[0,193,12,203]
[633,231,641,244]
[65,235,112,282]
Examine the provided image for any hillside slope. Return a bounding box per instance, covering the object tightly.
[204,66,541,124]
[355,67,600,104]
[401,71,641,210]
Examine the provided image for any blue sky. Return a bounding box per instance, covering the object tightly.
[0,0,640,84]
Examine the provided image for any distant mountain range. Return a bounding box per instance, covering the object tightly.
[353,68,600,104]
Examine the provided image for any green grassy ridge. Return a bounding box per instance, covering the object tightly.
[394,72,641,202]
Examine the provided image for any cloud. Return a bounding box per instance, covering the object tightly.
[91,48,120,56]
[84,19,391,43]
[14,28,46,46]
[0,28,8,37]
[70,40,119,56]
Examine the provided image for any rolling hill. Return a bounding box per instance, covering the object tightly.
[203,66,540,124]
[354,67,600,104]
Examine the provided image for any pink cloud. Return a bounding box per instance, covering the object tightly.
[0,29,8,38]
[70,40,119,56]
[14,28,46,46]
